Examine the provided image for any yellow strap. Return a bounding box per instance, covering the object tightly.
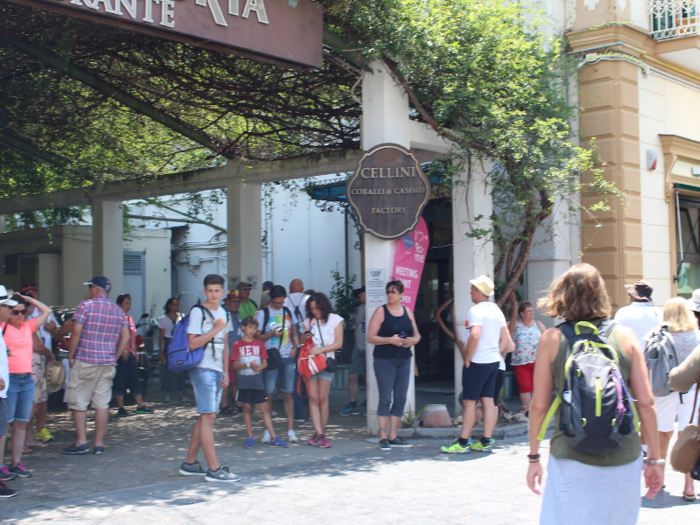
[574,321,599,335]
[538,395,561,441]
[595,378,602,417]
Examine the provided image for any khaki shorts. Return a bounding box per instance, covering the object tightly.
[32,354,48,404]
[66,360,116,411]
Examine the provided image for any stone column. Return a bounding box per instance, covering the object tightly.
[362,60,413,436]
[451,166,494,413]
[226,179,263,295]
[91,199,124,296]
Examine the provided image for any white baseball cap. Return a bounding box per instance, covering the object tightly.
[0,286,18,307]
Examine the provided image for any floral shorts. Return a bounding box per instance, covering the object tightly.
[32,353,48,404]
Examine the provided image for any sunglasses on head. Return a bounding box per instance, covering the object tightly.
[11,309,26,315]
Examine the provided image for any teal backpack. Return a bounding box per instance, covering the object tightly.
[538,320,640,455]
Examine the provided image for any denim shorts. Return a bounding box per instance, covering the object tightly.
[263,358,296,395]
[308,369,335,382]
[349,348,366,376]
[189,367,223,415]
[7,374,35,423]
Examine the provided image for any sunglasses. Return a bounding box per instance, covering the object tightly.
[239,286,252,291]
[11,309,26,315]
[386,290,401,295]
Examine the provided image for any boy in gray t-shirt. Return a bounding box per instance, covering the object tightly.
[231,317,287,449]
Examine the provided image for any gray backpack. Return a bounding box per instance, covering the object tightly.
[538,320,639,455]
[644,326,679,397]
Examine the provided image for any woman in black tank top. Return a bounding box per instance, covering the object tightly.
[367,280,421,451]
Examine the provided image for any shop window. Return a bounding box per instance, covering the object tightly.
[676,196,700,297]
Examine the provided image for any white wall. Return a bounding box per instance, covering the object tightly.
[125,229,173,317]
[638,70,700,305]
[262,181,360,298]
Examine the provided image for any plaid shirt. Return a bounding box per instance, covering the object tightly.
[73,294,128,365]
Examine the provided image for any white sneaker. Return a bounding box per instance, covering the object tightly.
[262,430,271,444]
[180,396,190,404]
[287,430,298,443]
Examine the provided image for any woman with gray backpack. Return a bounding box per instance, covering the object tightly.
[647,297,700,501]
[526,263,663,524]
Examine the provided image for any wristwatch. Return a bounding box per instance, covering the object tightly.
[644,458,665,466]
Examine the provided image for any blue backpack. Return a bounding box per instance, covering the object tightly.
[167,305,226,372]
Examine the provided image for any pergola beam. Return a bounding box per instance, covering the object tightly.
[2,35,226,158]
[0,149,362,215]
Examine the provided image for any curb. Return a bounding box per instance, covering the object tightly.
[397,422,530,440]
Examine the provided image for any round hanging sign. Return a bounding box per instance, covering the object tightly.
[346,143,430,240]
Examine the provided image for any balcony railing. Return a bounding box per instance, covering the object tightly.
[649,0,700,40]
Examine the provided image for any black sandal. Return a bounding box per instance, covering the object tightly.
[219,406,235,415]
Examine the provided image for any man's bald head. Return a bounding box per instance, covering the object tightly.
[289,279,304,293]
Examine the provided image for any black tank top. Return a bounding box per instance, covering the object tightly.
[374,305,414,360]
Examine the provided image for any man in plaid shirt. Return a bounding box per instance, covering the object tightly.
[64,276,130,455]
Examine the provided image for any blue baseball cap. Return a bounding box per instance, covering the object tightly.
[83,276,112,292]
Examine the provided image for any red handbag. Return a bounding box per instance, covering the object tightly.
[296,338,327,396]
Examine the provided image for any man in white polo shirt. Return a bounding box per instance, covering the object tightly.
[613,280,662,350]
[441,275,513,454]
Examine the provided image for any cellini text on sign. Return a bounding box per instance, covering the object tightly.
[346,143,430,240]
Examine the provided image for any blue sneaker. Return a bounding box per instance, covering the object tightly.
[244,437,255,448]
[269,436,288,448]
[339,405,360,416]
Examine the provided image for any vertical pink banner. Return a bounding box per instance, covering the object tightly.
[392,217,429,312]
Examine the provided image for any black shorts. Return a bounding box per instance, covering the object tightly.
[236,389,267,406]
[494,369,506,402]
[462,361,500,401]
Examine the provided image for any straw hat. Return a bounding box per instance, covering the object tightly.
[46,361,66,394]
[469,275,495,297]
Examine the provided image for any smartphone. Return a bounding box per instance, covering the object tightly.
[399,331,407,339]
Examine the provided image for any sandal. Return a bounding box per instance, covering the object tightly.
[683,491,696,502]
[219,406,235,415]
[26,440,48,449]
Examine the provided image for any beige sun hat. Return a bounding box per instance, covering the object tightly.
[46,361,67,394]
[469,275,495,297]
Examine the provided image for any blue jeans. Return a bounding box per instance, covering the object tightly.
[113,354,142,397]
[7,374,35,423]
[162,338,186,396]
[263,357,296,395]
[189,367,223,414]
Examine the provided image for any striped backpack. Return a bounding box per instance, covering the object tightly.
[538,320,640,455]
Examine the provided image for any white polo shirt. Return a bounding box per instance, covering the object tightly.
[613,301,663,350]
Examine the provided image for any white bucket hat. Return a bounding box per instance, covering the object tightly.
[469,275,495,297]
[0,286,18,307]
[686,289,700,313]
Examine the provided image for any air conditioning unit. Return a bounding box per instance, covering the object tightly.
[17,254,60,305]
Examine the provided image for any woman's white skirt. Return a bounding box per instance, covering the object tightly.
[540,453,643,525]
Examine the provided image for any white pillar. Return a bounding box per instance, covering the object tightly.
[91,199,124,296]
[526,204,578,328]
[226,180,263,295]
[451,166,494,413]
[362,60,415,436]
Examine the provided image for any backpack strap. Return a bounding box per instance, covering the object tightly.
[262,307,270,334]
[192,305,217,357]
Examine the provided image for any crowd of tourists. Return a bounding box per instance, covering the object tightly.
[1,264,699,524]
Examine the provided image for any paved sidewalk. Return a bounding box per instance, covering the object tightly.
[1,392,697,524]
